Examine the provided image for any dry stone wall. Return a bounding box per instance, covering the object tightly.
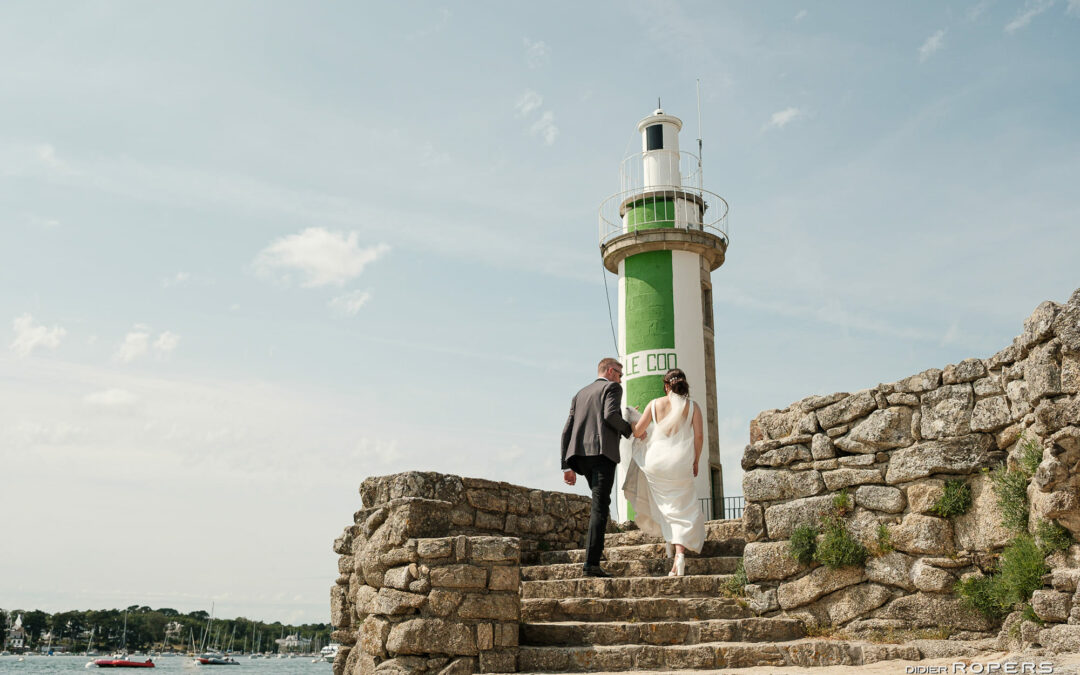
[330,472,591,674]
[742,288,1080,636]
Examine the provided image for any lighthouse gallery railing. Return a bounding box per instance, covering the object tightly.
[598,150,729,247]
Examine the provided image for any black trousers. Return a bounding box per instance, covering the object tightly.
[571,455,617,567]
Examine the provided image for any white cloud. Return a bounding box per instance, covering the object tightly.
[940,320,963,347]
[24,213,60,229]
[919,29,946,62]
[253,228,389,288]
[154,331,180,355]
[406,7,451,40]
[530,111,559,146]
[1068,0,1080,15]
[37,143,67,171]
[1005,0,1055,32]
[0,136,596,283]
[329,290,372,316]
[115,327,151,363]
[767,107,804,129]
[718,285,938,342]
[523,37,550,68]
[10,314,66,357]
[115,328,180,362]
[419,143,450,168]
[84,388,138,407]
[966,0,991,21]
[515,90,543,117]
[163,271,190,287]
[794,9,808,20]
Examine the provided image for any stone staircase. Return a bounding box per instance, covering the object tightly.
[515,520,922,672]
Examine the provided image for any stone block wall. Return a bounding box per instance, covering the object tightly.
[330,472,592,674]
[741,288,1080,633]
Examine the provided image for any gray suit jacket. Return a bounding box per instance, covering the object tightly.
[560,378,633,471]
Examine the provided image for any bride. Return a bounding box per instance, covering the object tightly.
[624,368,705,576]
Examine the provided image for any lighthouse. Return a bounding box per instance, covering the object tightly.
[599,108,729,522]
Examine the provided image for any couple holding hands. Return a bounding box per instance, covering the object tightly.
[560,357,706,578]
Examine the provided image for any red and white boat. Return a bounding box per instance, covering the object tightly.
[194,653,239,666]
[88,657,155,668]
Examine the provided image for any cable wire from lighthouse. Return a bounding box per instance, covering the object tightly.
[600,255,619,355]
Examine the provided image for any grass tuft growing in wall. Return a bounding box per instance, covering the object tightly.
[721,558,748,597]
[871,523,894,556]
[992,463,1031,534]
[1017,436,1043,480]
[999,535,1048,605]
[956,535,1048,621]
[1035,519,1074,556]
[832,489,853,515]
[815,517,869,569]
[1020,603,1045,627]
[789,524,818,566]
[931,479,973,519]
[956,574,1011,621]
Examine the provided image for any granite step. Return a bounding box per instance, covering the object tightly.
[520,617,805,647]
[602,519,743,548]
[521,596,753,623]
[522,556,740,581]
[517,639,921,672]
[521,574,737,599]
[533,539,743,566]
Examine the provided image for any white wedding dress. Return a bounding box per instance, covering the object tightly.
[622,393,706,554]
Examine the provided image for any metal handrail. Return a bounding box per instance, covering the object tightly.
[617,150,704,194]
[698,498,713,517]
[598,186,729,248]
[700,496,745,520]
[599,149,729,248]
[723,496,745,520]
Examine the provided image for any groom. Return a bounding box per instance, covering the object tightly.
[560,357,637,577]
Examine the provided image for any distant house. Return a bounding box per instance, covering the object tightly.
[4,614,27,651]
[274,633,311,652]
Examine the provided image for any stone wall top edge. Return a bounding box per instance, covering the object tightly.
[750,288,1079,429]
[359,470,591,507]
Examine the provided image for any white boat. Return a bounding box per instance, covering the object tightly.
[320,643,339,663]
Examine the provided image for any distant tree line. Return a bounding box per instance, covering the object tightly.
[0,606,330,654]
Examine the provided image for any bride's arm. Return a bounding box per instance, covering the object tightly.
[692,403,703,476]
[633,401,653,439]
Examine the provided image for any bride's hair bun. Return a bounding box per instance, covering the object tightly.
[664,368,690,396]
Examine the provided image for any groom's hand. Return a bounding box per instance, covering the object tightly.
[563,469,576,486]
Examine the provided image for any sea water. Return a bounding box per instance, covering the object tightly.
[0,654,332,673]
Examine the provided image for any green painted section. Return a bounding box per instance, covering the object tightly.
[623,248,674,420]
[625,250,675,353]
[627,374,665,419]
[625,197,675,231]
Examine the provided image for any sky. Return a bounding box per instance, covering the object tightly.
[2,1,1079,625]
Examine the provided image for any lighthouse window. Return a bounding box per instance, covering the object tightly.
[646,124,664,150]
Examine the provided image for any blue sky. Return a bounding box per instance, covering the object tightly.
[2,1,1078,624]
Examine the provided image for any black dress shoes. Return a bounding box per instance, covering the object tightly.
[583,564,611,578]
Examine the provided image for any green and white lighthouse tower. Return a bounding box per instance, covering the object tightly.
[599,107,730,521]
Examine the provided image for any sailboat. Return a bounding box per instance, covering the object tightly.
[192,604,238,666]
[84,627,98,657]
[88,611,155,668]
